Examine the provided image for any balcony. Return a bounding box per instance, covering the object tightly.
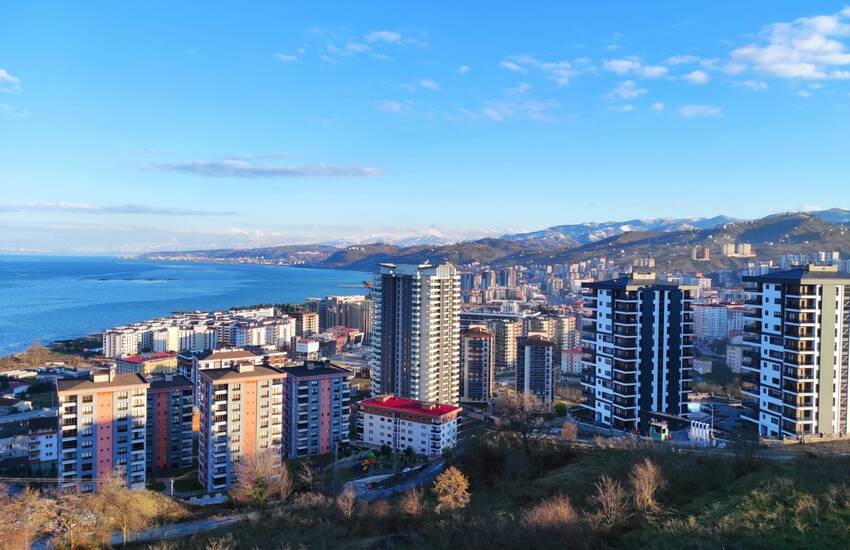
[785,298,817,311]
[786,285,816,297]
[784,326,815,339]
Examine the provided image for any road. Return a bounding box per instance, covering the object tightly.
[356,458,447,502]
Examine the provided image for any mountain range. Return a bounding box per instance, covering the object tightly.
[140,209,850,271]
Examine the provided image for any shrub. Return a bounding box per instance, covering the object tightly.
[335,486,357,520]
[590,475,629,525]
[522,495,577,529]
[399,487,424,517]
[629,458,666,513]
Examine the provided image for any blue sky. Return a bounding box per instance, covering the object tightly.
[2,1,850,253]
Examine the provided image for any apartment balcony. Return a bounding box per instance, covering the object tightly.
[782,380,815,395]
[786,285,816,297]
[613,325,638,336]
[613,359,638,373]
[785,297,817,311]
[783,353,815,367]
[782,407,814,422]
[742,332,761,344]
[783,366,815,382]
[744,297,762,306]
[613,314,638,326]
[613,302,638,313]
[782,394,815,408]
[784,326,816,339]
[784,312,817,325]
[612,383,636,398]
[612,372,637,384]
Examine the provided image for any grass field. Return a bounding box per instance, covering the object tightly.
[136,437,850,549]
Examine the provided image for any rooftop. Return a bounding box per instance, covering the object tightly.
[283,361,353,378]
[743,264,850,284]
[57,372,148,393]
[119,352,176,364]
[359,395,462,418]
[149,374,193,390]
[188,348,264,361]
[199,364,284,383]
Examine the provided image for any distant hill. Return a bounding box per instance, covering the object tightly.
[139,211,850,272]
[500,215,739,246]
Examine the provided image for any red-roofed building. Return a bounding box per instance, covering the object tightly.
[116,352,178,376]
[356,395,461,457]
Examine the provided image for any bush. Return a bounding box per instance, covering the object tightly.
[630,458,666,513]
[522,495,577,529]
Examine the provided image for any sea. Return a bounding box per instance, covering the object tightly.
[0,255,370,356]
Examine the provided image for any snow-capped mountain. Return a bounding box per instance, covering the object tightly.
[318,226,503,248]
[500,216,741,245]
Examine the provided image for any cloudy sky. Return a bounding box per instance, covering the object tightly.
[2,2,850,254]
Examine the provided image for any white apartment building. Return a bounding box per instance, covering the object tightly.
[742,264,850,438]
[356,395,461,457]
[371,263,461,405]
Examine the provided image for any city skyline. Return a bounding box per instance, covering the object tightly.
[4,2,850,253]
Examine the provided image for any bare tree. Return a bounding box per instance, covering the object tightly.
[629,458,666,513]
[10,487,52,549]
[95,473,165,546]
[432,466,470,513]
[590,475,629,525]
[335,485,357,519]
[297,461,315,492]
[561,421,578,442]
[499,389,550,457]
[399,487,424,517]
[231,450,292,512]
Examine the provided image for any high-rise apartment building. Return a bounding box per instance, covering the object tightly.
[318,295,372,340]
[145,374,194,472]
[516,336,555,405]
[282,361,352,458]
[293,312,320,337]
[490,319,521,373]
[580,273,695,432]
[56,369,149,490]
[197,363,285,492]
[460,326,495,403]
[741,265,850,438]
[371,263,461,405]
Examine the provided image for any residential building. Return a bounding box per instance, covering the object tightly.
[56,369,149,490]
[580,273,695,432]
[741,264,850,438]
[516,336,555,405]
[318,295,372,340]
[116,352,178,376]
[371,263,461,405]
[293,311,319,337]
[356,395,461,457]
[490,319,521,372]
[197,363,285,492]
[460,326,494,403]
[146,375,194,472]
[282,361,352,458]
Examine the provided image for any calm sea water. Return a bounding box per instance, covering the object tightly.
[0,255,370,355]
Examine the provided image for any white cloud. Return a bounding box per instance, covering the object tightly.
[480,99,558,122]
[458,64,470,75]
[345,42,370,53]
[797,89,812,97]
[0,203,236,216]
[665,54,701,65]
[741,79,769,91]
[377,100,404,113]
[274,53,299,63]
[365,30,402,43]
[419,79,441,91]
[607,104,635,113]
[603,58,668,78]
[149,159,382,178]
[651,102,666,111]
[506,82,532,94]
[731,8,850,79]
[500,54,577,85]
[500,60,526,73]
[604,80,648,100]
[677,104,723,118]
[682,69,711,84]
[0,68,21,93]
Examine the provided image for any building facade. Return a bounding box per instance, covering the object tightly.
[146,375,194,472]
[282,361,352,458]
[741,265,850,438]
[197,364,285,492]
[371,263,461,405]
[56,369,149,490]
[516,336,555,405]
[580,273,695,432]
[356,395,461,457]
[117,352,178,376]
[460,326,495,403]
[490,319,521,373]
